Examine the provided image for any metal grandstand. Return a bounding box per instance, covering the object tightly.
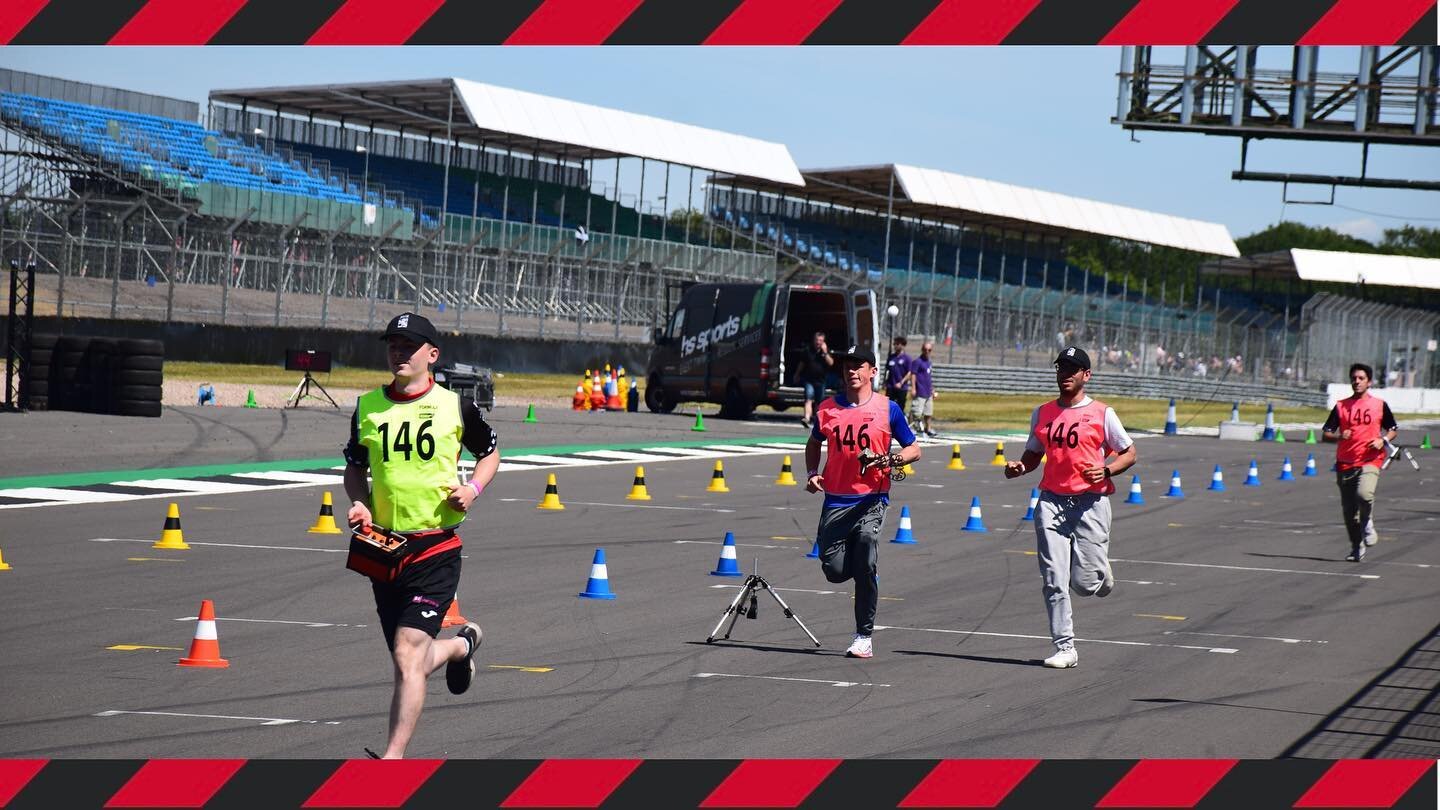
[0,71,798,340]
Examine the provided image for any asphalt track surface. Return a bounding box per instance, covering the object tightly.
[1,406,1438,760]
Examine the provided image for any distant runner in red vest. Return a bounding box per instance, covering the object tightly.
[1322,363,1397,563]
[1004,346,1136,670]
[804,346,921,660]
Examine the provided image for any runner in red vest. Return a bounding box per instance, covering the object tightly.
[1004,346,1136,669]
[804,346,922,659]
[1321,363,1397,562]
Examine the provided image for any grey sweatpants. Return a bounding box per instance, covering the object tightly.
[1034,491,1113,650]
[1336,466,1380,551]
[815,498,886,636]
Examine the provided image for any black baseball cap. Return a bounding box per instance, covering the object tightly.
[834,345,877,367]
[381,312,441,347]
[1055,346,1091,370]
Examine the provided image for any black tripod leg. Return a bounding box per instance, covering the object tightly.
[707,576,753,642]
[759,580,821,647]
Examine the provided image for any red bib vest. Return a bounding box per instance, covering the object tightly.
[1335,394,1386,471]
[817,392,893,496]
[1035,398,1116,496]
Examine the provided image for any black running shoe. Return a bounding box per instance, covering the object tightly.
[446,622,482,695]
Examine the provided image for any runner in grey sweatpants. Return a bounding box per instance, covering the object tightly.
[1005,346,1137,669]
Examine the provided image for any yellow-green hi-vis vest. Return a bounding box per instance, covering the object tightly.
[357,384,467,533]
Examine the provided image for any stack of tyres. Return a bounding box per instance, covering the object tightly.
[24,333,57,410]
[113,338,163,418]
[22,334,163,417]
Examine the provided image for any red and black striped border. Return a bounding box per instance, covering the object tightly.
[0,758,1434,808]
[0,0,1434,45]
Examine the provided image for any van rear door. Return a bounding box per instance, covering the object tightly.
[852,289,878,357]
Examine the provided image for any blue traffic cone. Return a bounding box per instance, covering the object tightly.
[1260,403,1276,441]
[962,497,987,532]
[1303,453,1318,477]
[1230,401,1240,423]
[1164,471,1185,498]
[577,548,617,599]
[1243,460,1262,487]
[1330,461,1338,472]
[1208,464,1226,492]
[891,505,917,544]
[1022,488,1039,521]
[806,539,820,559]
[1277,457,1295,481]
[1164,398,1178,435]
[1125,475,1145,504]
[711,532,742,576]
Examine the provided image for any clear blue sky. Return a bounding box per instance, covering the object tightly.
[3,46,1436,245]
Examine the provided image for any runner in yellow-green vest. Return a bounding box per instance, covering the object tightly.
[343,312,499,759]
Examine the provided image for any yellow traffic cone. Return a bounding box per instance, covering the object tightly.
[153,503,189,550]
[902,462,915,476]
[775,455,798,486]
[307,491,344,534]
[0,545,11,571]
[537,474,565,510]
[990,442,1006,466]
[947,444,966,470]
[626,466,652,501]
[706,460,730,493]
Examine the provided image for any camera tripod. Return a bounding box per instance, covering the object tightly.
[285,370,338,409]
[706,557,820,647]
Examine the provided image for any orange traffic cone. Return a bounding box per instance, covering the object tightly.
[590,371,606,411]
[441,591,467,628]
[178,599,229,668]
[572,385,587,411]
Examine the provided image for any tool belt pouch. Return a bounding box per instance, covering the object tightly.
[347,525,414,583]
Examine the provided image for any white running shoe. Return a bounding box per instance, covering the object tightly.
[845,634,873,659]
[1043,646,1078,669]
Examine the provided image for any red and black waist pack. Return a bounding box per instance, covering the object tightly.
[346,523,411,583]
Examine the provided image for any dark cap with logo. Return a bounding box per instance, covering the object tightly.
[1055,346,1091,370]
[380,312,441,347]
[833,345,877,367]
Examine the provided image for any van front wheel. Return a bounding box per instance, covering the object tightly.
[645,380,676,414]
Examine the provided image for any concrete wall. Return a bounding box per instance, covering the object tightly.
[3,317,650,375]
[1326,383,1440,413]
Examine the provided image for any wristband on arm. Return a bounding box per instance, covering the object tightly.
[468,480,483,498]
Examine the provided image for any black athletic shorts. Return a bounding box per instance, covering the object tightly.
[371,548,461,650]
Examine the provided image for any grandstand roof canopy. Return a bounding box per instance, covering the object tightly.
[209,78,803,187]
[714,163,1240,257]
[1201,248,1440,291]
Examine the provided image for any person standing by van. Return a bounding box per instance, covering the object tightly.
[799,331,834,428]
[804,347,922,659]
[884,336,912,412]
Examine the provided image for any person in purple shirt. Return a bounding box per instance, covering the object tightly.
[884,336,912,412]
[908,341,936,437]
